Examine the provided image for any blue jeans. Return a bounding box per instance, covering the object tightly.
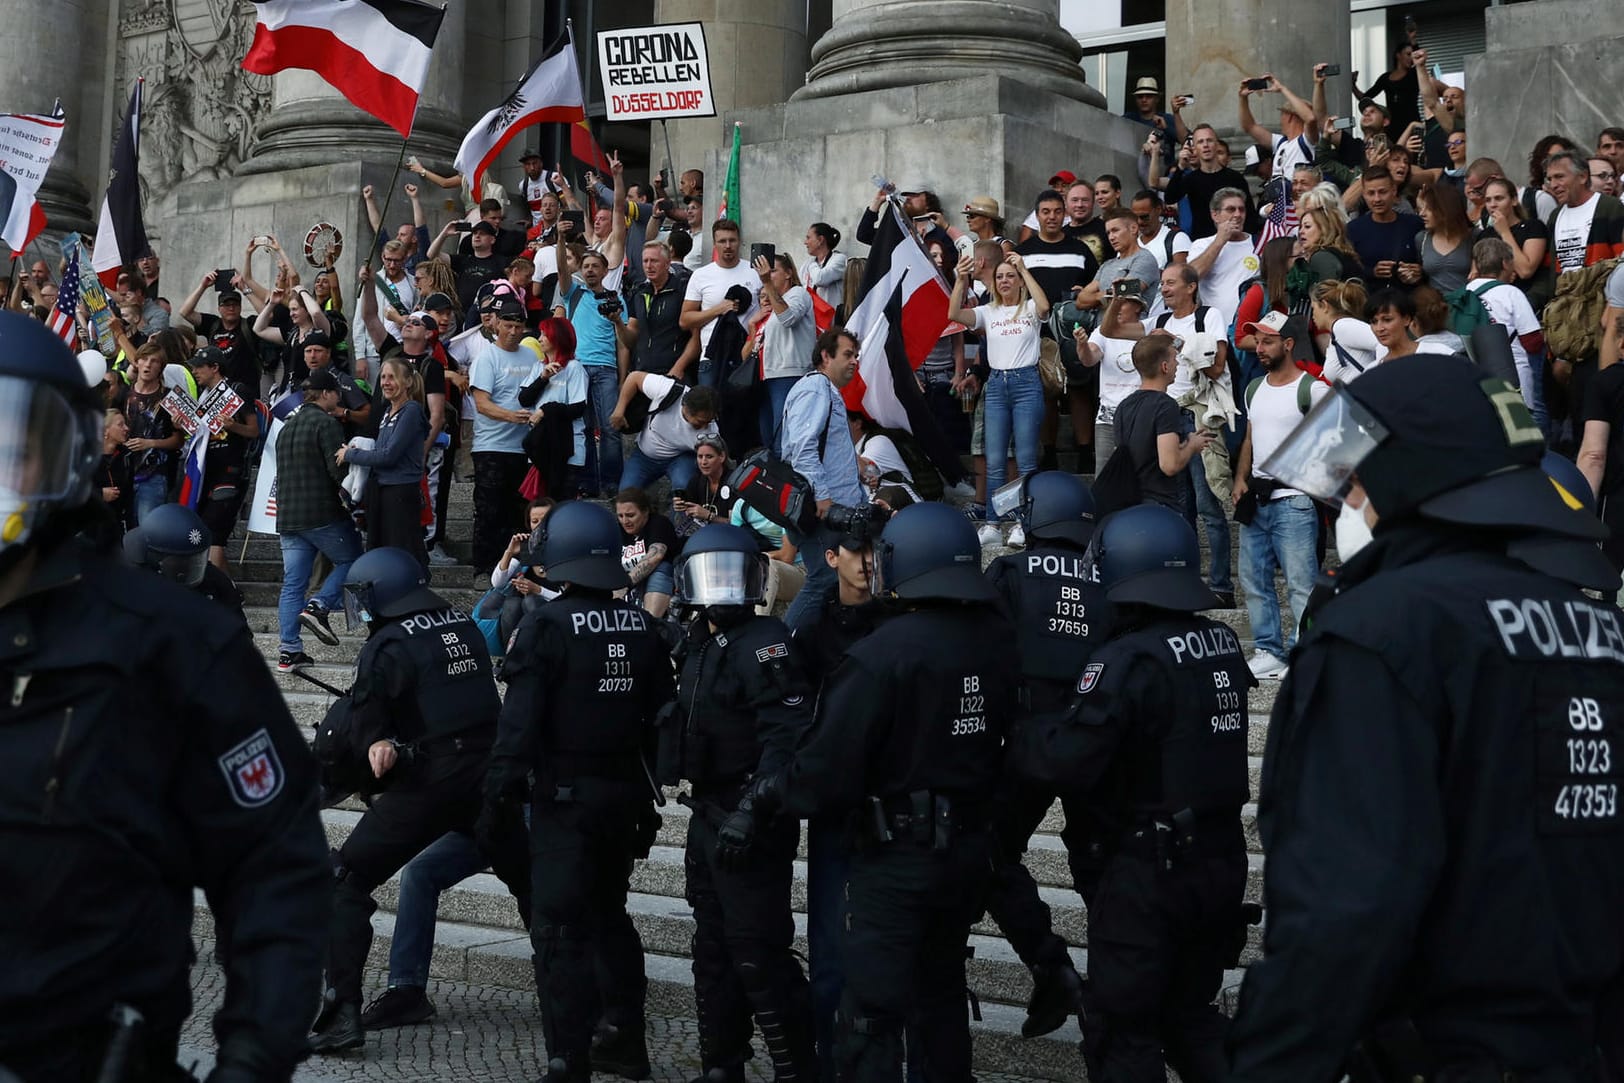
[133,474,168,524]
[982,367,1044,521]
[1522,349,1550,439]
[1188,453,1233,593]
[784,521,840,634]
[760,375,800,452]
[277,518,364,652]
[618,444,699,493]
[387,831,487,988]
[580,365,624,495]
[1238,494,1319,661]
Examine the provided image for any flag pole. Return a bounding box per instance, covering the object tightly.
[7,256,24,310]
[364,3,446,275]
[660,119,678,197]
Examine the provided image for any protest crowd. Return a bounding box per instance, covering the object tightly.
[2,7,1623,1083]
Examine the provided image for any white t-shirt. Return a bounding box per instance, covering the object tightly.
[637,373,719,459]
[971,302,1042,370]
[1145,306,1230,401]
[1271,132,1314,181]
[684,260,760,354]
[1186,236,1260,324]
[1324,317,1384,382]
[1249,374,1331,494]
[1091,328,1141,423]
[1553,193,1600,273]
[532,245,560,310]
[1144,224,1192,269]
[1468,277,1543,385]
[855,433,911,480]
[521,175,550,226]
[682,228,706,270]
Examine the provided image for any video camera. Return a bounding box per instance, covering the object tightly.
[824,501,891,545]
[596,291,623,318]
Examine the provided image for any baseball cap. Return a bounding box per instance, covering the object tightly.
[303,369,340,392]
[216,289,242,304]
[471,221,498,236]
[519,148,542,161]
[1243,311,1291,338]
[1048,169,1079,187]
[192,345,228,369]
[404,310,437,330]
[963,195,1002,218]
[1358,97,1389,118]
[302,329,332,349]
[1133,77,1160,96]
[493,300,526,322]
[421,291,455,312]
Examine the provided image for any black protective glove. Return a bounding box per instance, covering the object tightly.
[714,792,761,873]
[477,776,525,857]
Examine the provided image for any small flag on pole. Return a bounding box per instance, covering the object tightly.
[47,248,82,347]
[243,0,447,140]
[176,427,209,509]
[716,122,741,227]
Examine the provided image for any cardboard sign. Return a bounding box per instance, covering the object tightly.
[163,383,243,437]
[596,23,716,121]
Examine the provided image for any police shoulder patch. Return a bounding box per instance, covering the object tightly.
[218,728,285,809]
[755,642,790,663]
[1077,662,1105,694]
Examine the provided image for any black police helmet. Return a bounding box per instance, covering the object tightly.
[123,503,211,586]
[1095,504,1218,611]
[873,502,996,602]
[537,500,629,590]
[675,522,767,606]
[0,312,103,559]
[1348,355,1601,539]
[1020,471,1097,547]
[343,546,445,621]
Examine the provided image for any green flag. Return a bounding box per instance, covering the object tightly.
[717,122,741,227]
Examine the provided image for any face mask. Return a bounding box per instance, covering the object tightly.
[1335,497,1375,559]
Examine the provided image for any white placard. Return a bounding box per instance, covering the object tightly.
[596,23,716,122]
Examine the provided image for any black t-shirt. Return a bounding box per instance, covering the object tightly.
[1365,67,1421,137]
[1066,218,1112,267]
[1474,218,1557,310]
[1162,167,1259,240]
[201,379,257,484]
[450,252,507,313]
[1014,234,1099,307]
[124,384,177,479]
[621,513,681,580]
[682,474,737,521]
[1115,389,1186,513]
[194,313,261,388]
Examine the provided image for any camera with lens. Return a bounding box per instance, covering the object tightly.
[655,198,676,217]
[596,291,623,318]
[823,501,892,545]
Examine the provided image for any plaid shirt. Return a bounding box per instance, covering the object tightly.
[274,403,349,534]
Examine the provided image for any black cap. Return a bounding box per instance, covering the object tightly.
[192,345,228,369]
[422,291,455,312]
[472,221,498,236]
[303,369,340,392]
[519,147,542,161]
[493,300,526,322]
[724,283,754,309]
[216,289,242,303]
[1350,354,1603,539]
[1358,97,1389,117]
[302,329,332,349]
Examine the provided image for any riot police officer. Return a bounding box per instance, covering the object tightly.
[1031,503,1252,1082]
[981,471,1111,1037]
[749,501,1020,1083]
[121,501,245,619]
[309,546,531,1054]
[1227,355,1624,1081]
[660,523,816,1083]
[482,501,673,1083]
[0,311,330,1083]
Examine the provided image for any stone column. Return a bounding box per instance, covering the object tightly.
[0,0,95,239]
[796,0,1103,107]
[1165,0,1350,144]
[652,0,807,169]
[240,1,468,174]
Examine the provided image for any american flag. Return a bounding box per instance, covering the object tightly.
[46,252,80,347]
[1255,177,1299,250]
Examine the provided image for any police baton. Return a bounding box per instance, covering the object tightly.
[641,754,667,808]
[287,667,351,699]
[94,1004,145,1083]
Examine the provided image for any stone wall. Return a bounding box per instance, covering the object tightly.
[1466,0,1624,176]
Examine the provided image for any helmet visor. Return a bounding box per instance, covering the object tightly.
[151,549,209,587]
[0,379,96,543]
[675,549,765,607]
[1259,385,1390,505]
[989,477,1026,522]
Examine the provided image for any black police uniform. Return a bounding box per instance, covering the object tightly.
[0,542,330,1082]
[661,612,816,1082]
[1044,610,1252,1083]
[1228,525,1624,1081]
[983,541,1114,988]
[324,602,531,1015]
[777,606,1019,1083]
[198,561,246,621]
[487,590,673,1073]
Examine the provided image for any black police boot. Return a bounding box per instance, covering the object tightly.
[308,1000,364,1054]
[1021,962,1085,1038]
[591,1021,652,1080]
[361,984,436,1028]
[688,1067,747,1083]
[539,1055,591,1083]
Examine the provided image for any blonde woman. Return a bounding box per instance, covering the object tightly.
[1297,206,1365,281]
[340,356,429,566]
[1311,279,1381,380]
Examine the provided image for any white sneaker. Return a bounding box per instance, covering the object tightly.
[1247,651,1289,680]
[426,545,458,567]
[977,523,1002,547]
[1006,522,1026,548]
[945,480,977,502]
